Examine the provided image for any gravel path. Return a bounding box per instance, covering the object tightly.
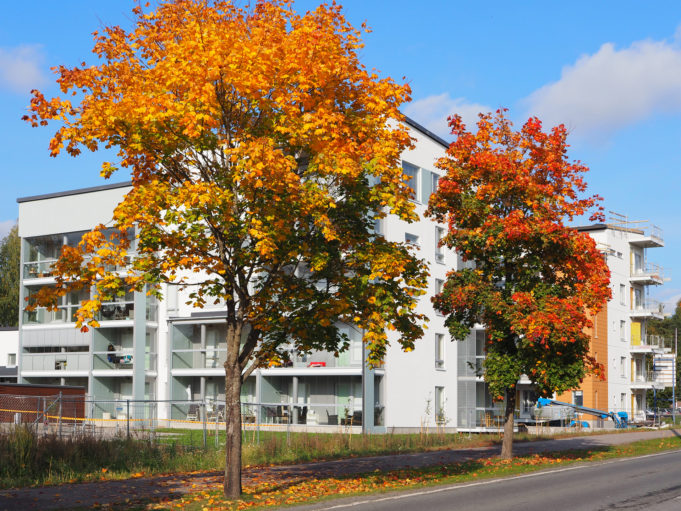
[0,429,678,510]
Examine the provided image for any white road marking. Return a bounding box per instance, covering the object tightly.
[312,449,681,510]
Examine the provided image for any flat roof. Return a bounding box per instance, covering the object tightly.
[17,181,132,204]
[575,224,608,233]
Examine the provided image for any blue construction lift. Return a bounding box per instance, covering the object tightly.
[535,397,629,428]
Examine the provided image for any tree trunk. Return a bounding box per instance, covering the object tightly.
[500,386,516,460]
[224,324,243,499]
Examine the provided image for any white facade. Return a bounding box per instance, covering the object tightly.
[580,222,666,420]
[0,328,18,381]
[16,119,467,430]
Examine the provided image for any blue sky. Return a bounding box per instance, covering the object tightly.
[1,1,680,307]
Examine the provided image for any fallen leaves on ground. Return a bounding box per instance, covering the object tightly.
[151,448,621,510]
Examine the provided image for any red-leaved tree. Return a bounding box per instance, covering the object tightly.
[427,110,611,459]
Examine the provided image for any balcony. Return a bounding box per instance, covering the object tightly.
[630,335,668,354]
[23,260,57,280]
[21,352,90,373]
[630,299,665,320]
[628,223,664,248]
[630,263,664,286]
[630,370,665,390]
[282,344,363,369]
[172,349,227,370]
[22,306,79,325]
[97,301,135,322]
[93,351,157,371]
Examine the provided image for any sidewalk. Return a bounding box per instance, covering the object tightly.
[0,429,678,510]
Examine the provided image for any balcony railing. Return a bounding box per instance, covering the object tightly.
[631,370,664,387]
[631,263,664,282]
[630,299,665,317]
[275,345,363,369]
[21,352,90,372]
[93,351,157,371]
[631,334,668,351]
[23,260,57,279]
[22,306,81,325]
[172,349,227,369]
[97,302,135,321]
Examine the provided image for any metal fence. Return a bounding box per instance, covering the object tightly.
[0,393,374,447]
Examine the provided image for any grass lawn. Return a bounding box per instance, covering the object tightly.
[158,435,681,511]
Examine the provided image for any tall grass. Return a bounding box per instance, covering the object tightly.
[0,425,222,488]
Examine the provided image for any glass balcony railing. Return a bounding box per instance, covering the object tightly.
[631,263,664,282]
[274,345,363,369]
[92,351,157,371]
[23,260,57,279]
[21,352,90,371]
[172,349,227,369]
[97,302,135,321]
[631,299,664,316]
[23,307,68,325]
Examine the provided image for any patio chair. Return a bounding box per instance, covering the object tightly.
[186,404,200,422]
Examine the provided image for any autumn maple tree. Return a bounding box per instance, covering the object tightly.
[23,0,428,497]
[427,110,610,459]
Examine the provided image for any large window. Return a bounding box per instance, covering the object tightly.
[402,161,440,204]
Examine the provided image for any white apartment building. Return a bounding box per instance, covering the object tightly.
[15,118,668,429]
[16,118,478,431]
[573,222,667,421]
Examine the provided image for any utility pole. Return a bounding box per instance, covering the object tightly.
[674,328,678,426]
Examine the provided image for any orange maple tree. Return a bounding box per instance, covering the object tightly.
[427,110,610,459]
[23,0,428,497]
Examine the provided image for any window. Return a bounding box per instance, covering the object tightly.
[572,390,583,407]
[435,227,445,263]
[619,284,626,306]
[620,320,626,342]
[435,279,445,315]
[435,386,446,424]
[620,393,626,412]
[435,334,445,369]
[620,357,626,378]
[402,161,419,200]
[420,170,441,204]
[6,353,16,366]
[405,233,419,246]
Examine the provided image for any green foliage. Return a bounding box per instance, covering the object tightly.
[0,224,20,327]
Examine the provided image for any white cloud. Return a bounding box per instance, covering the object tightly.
[0,220,15,239]
[0,44,48,94]
[403,93,492,140]
[523,37,681,139]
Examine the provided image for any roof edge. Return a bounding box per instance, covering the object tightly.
[17,181,132,204]
[402,115,450,148]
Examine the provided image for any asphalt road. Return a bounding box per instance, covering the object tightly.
[297,448,681,511]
